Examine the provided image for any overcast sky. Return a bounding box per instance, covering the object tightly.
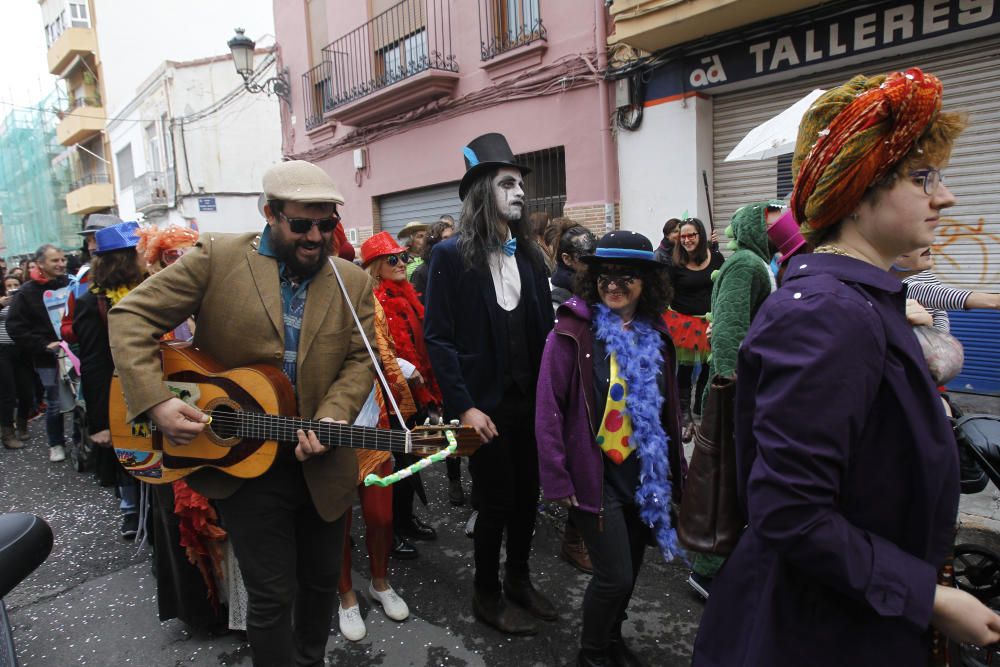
[0,1,57,115]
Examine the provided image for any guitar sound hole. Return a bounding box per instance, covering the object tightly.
[210,404,240,440]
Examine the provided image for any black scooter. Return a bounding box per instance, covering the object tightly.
[0,514,53,666]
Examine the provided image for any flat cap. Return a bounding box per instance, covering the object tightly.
[79,213,123,235]
[262,160,344,205]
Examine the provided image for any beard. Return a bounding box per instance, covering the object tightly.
[271,231,332,277]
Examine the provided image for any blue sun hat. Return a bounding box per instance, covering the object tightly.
[94,221,141,255]
[581,230,665,269]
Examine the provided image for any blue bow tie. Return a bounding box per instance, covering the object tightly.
[502,238,517,257]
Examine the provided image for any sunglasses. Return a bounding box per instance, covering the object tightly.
[597,273,637,289]
[384,253,411,267]
[280,211,340,234]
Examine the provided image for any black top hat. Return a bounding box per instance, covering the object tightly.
[581,230,665,269]
[459,133,531,201]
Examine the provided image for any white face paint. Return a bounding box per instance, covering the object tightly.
[492,167,525,222]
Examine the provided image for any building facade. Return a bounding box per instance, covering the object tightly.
[609,0,1000,393]
[275,0,619,245]
[107,52,282,233]
[40,0,115,223]
[0,89,77,257]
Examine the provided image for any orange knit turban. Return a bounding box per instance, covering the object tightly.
[791,68,943,231]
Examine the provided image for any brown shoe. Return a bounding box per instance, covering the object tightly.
[473,589,538,635]
[2,426,24,450]
[561,523,593,574]
[503,570,558,621]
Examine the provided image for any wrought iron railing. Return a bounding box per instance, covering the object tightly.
[133,170,172,213]
[478,0,546,61]
[321,0,457,110]
[302,61,332,130]
[70,172,109,191]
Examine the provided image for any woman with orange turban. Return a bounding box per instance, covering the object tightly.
[692,68,1000,665]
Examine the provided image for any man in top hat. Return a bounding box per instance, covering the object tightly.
[397,221,428,281]
[423,133,556,635]
[109,160,375,666]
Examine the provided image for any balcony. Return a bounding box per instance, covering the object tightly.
[301,61,332,131]
[609,0,826,52]
[478,0,546,61]
[133,170,173,216]
[47,26,98,76]
[56,98,105,146]
[321,0,459,127]
[66,172,114,215]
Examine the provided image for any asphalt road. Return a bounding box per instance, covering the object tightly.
[0,418,703,667]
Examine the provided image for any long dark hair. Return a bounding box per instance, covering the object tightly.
[457,171,542,272]
[672,218,709,266]
[90,248,145,290]
[575,263,673,322]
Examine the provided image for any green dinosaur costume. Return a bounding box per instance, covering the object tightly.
[692,199,780,581]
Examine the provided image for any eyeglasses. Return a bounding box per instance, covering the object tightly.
[384,253,411,267]
[161,247,189,266]
[597,273,637,289]
[679,232,699,241]
[909,168,943,196]
[280,211,341,234]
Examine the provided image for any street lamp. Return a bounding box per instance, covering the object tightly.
[227,28,291,103]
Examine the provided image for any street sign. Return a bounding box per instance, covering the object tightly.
[198,197,217,212]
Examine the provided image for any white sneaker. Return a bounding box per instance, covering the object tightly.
[49,445,66,462]
[338,603,366,641]
[368,582,409,621]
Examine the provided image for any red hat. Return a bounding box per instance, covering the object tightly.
[360,231,406,267]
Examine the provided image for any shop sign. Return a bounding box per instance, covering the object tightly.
[647,0,999,101]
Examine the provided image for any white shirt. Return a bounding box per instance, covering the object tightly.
[489,230,521,311]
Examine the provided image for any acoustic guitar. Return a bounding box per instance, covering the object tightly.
[108,342,481,484]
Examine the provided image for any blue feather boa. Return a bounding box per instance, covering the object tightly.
[594,304,683,562]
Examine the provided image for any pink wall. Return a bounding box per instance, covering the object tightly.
[274,0,615,232]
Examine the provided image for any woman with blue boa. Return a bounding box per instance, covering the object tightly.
[536,230,686,667]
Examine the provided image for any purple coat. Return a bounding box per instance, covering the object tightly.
[693,255,959,666]
[535,297,685,515]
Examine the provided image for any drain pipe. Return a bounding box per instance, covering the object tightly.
[595,0,619,232]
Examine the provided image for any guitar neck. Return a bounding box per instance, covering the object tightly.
[204,411,412,453]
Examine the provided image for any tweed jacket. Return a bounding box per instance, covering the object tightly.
[108,231,376,522]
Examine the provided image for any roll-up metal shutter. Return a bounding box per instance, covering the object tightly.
[949,311,1000,394]
[377,182,462,239]
[712,35,1000,394]
[714,35,1000,287]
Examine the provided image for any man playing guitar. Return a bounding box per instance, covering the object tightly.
[109,161,375,667]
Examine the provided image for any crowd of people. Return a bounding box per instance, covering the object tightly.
[5,65,1000,667]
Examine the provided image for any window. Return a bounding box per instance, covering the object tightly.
[479,0,545,60]
[145,124,162,173]
[161,114,174,169]
[69,2,90,28]
[116,145,135,189]
[379,29,428,82]
[514,146,566,219]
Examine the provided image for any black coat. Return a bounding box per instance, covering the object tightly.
[71,291,113,433]
[7,276,69,368]
[423,236,554,419]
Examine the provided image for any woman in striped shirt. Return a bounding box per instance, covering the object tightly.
[893,246,1000,331]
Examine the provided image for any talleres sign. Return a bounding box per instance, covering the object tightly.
[648,0,998,100]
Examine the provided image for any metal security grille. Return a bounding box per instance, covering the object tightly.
[478,0,546,60]
[515,145,566,220]
[377,182,462,238]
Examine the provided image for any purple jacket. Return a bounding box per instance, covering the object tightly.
[693,255,959,666]
[535,297,685,515]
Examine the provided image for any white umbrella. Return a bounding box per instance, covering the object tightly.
[724,89,826,162]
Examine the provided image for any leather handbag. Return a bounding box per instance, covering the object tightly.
[677,375,744,554]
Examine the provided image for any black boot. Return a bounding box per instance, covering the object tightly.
[473,588,538,635]
[503,568,558,621]
[609,640,645,667]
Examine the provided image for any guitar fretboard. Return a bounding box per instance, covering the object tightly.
[202,410,413,453]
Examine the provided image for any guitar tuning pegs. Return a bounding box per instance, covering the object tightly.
[449,419,460,426]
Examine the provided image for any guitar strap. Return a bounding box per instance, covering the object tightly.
[326,257,411,448]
